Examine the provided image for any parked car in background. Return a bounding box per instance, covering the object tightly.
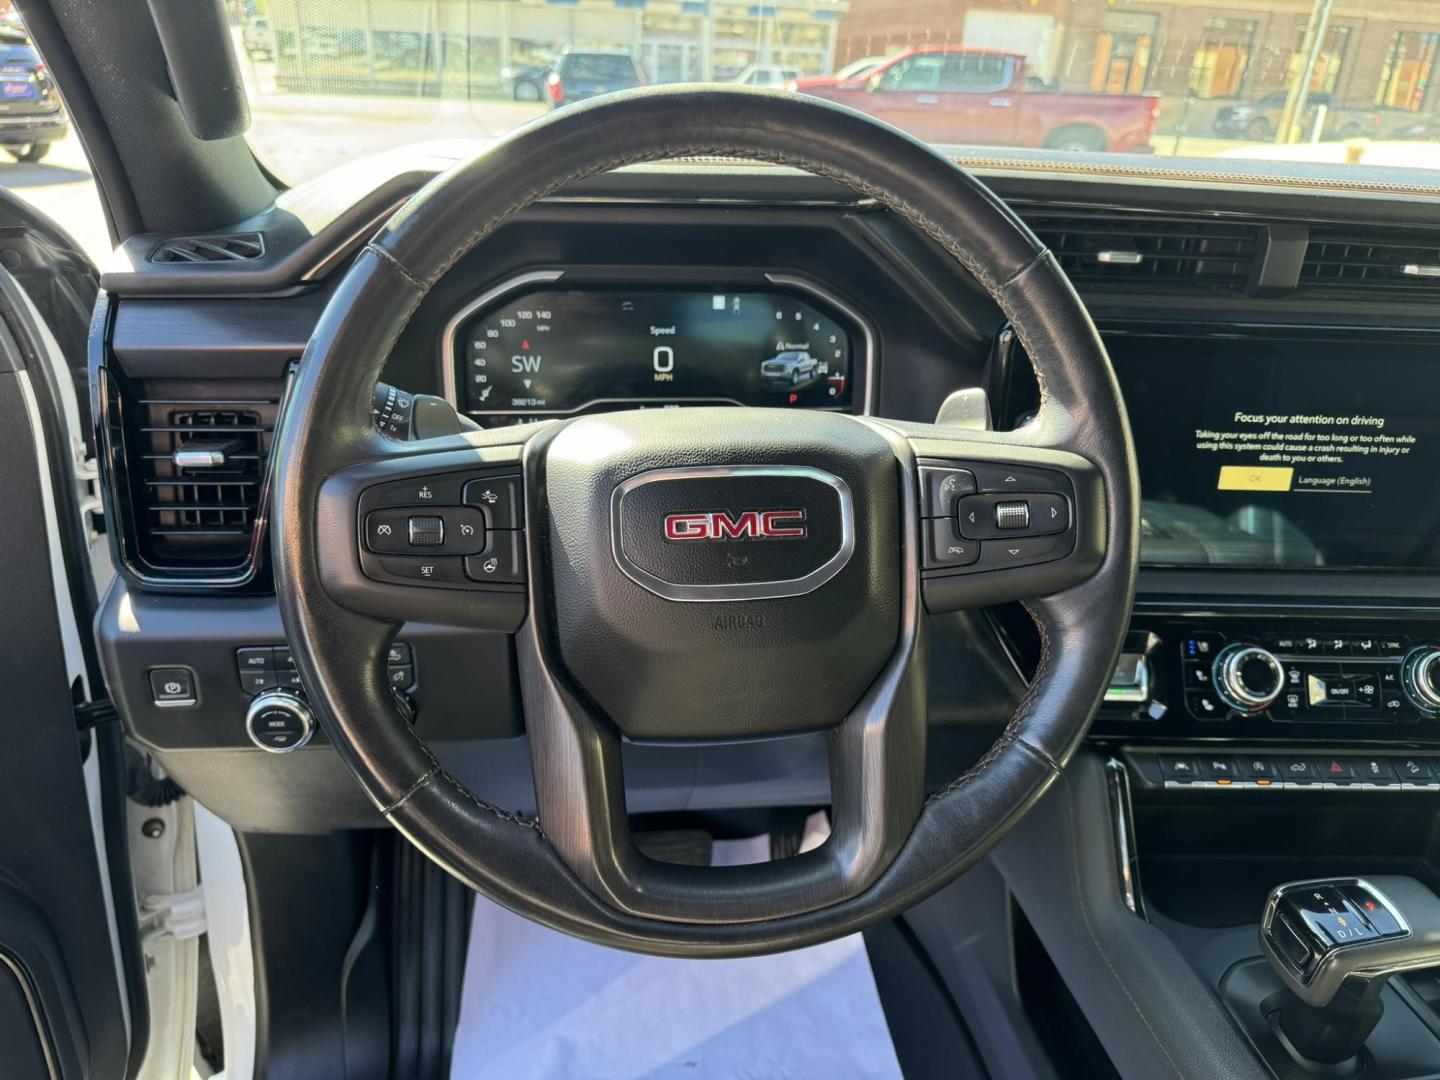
[547,50,646,107]
[0,27,65,162]
[796,45,1157,153]
[733,64,800,89]
[1212,91,1383,141]
[502,62,549,102]
[789,55,888,93]
[241,17,274,62]
[1390,116,1440,141]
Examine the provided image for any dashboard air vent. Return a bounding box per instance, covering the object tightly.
[149,232,265,264]
[1023,212,1259,293]
[1300,227,1440,295]
[101,372,287,587]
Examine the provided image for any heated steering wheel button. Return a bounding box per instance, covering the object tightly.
[465,530,527,584]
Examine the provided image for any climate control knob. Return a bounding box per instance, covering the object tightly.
[1402,647,1440,716]
[1212,643,1284,713]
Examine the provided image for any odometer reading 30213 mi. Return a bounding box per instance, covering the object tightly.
[453,288,855,416]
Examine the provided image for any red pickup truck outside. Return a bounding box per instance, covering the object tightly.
[792,46,1158,154]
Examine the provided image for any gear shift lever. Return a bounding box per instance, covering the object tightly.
[1261,877,1440,1064]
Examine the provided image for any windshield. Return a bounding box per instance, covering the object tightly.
[227,7,1440,187]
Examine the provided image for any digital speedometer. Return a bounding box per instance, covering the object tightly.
[447,286,857,417]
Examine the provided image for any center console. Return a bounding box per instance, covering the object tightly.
[1095,618,1440,745]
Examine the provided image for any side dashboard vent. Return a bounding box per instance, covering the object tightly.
[1023,212,1259,293]
[102,371,287,587]
[149,232,265,264]
[1300,227,1440,295]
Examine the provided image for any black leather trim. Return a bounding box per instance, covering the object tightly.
[272,86,1138,955]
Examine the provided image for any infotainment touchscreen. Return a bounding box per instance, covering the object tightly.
[1106,334,1440,570]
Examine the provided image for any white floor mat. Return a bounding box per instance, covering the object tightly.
[450,835,904,1080]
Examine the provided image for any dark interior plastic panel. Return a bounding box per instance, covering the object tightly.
[990,752,1269,1080]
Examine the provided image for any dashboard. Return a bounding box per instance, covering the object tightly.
[442,271,869,420]
[88,155,1440,833]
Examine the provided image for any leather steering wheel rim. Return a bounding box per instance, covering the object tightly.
[273,86,1139,956]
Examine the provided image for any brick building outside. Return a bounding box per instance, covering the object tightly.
[833,0,1440,135]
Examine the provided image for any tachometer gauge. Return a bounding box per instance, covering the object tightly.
[447,283,859,418]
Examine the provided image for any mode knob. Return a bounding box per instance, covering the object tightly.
[1213,643,1284,713]
[245,692,315,753]
[1402,647,1440,716]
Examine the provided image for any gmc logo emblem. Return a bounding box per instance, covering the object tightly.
[664,509,808,542]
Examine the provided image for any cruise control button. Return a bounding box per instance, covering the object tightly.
[387,665,415,690]
[373,555,468,587]
[365,507,486,556]
[386,642,412,667]
[463,474,523,530]
[361,473,468,510]
[465,530,526,585]
[924,519,979,569]
[149,667,196,706]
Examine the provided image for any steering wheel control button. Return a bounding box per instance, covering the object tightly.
[465,530,527,584]
[968,462,1069,494]
[373,555,468,587]
[924,519,979,569]
[407,514,445,546]
[149,667,197,707]
[365,507,486,556]
[360,473,469,510]
[386,643,412,666]
[464,475,522,530]
[955,492,1070,540]
[966,532,1075,572]
[993,500,1030,530]
[917,466,976,520]
[245,693,315,754]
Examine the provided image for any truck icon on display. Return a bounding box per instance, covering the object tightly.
[760,350,820,390]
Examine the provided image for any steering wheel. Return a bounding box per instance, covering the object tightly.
[272,86,1138,956]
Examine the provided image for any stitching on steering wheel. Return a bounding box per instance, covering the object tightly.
[924,600,1052,805]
